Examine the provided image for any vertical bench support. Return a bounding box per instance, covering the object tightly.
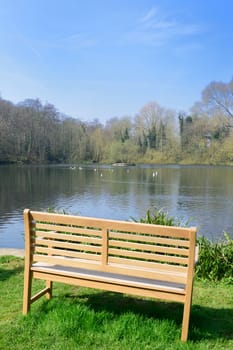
[181,228,196,341]
[23,209,33,314]
[102,228,109,268]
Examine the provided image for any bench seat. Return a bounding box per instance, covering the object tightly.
[32,261,186,294]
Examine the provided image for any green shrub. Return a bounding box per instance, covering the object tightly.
[196,233,233,283]
[138,208,180,226]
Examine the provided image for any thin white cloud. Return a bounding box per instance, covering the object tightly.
[126,7,202,47]
[140,7,159,24]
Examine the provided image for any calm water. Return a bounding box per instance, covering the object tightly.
[0,164,233,248]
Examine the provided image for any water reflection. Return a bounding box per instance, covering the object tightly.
[0,164,233,248]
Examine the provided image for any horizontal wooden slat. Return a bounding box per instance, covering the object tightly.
[33,254,102,269]
[105,264,187,284]
[35,223,102,237]
[105,224,193,239]
[35,231,102,245]
[109,231,190,248]
[109,239,189,256]
[34,248,101,261]
[32,212,111,230]
[108,248,188,265]
[108,256,188,274]
[35,238,101,253]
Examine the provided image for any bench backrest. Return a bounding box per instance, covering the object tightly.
[24,209,197,286]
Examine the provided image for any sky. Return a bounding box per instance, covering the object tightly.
[0,0,232,123]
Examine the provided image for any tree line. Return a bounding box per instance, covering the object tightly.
[0,77,233,165]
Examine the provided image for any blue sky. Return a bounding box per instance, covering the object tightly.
[0,0,232,122]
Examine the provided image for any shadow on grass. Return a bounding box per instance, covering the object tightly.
[61,290,233,342]
[0,256,24,282]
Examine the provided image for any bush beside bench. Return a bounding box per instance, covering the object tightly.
[23,209,197,342]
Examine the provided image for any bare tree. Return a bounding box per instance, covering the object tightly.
[134,102,176,152]
[196,78,233,127]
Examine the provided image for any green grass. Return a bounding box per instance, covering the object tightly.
[0,256,233,350]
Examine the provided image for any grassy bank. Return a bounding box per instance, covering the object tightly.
[0,256,232,349]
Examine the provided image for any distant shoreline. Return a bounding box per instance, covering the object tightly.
[0,248,24,257]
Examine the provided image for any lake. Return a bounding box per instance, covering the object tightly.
[0,164,233,248]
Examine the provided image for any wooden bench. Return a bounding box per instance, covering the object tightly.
[23,209,197,342]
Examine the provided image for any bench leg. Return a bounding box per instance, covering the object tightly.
[46,280,53,299]
[181,292,193,342]
[23,268,32,315]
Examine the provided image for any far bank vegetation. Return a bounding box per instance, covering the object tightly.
[0,77,233,165]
